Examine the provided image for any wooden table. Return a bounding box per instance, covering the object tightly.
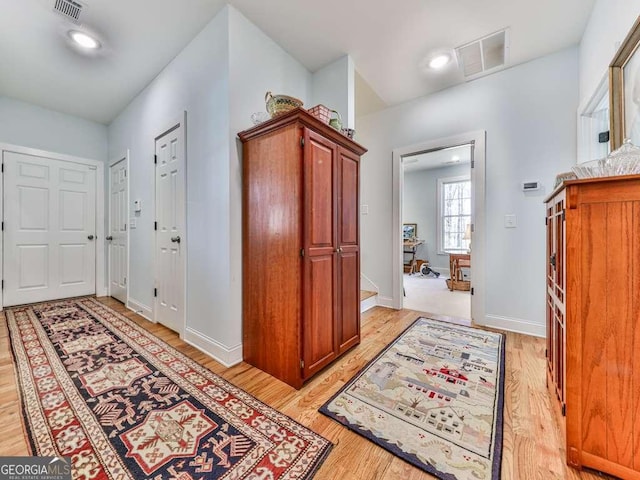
[403,240,424,274]
[447,253,470,291]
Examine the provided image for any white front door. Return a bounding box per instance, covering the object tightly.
[155,122,186,333]
[3,151,96,306]
[108,157,128,304]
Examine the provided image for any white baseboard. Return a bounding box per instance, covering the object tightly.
[376,296,396,309]
[361,295,377,313]
[479,314,545,338]
[127,298,153,322]
[183,327,242,368]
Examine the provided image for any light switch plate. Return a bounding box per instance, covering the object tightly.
[129,218,137,229]
[504,214,517,228]
[361,205,369,215]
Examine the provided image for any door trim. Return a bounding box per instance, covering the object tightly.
[0,142,105,310]
[153,112,187,337]
[108,150,130,304]
[391,130,486,325]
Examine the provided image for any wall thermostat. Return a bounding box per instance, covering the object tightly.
[522,181,540,192]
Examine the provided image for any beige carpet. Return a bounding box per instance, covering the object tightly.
[403,273,471,320]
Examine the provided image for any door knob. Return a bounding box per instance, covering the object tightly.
[106,236,113,241]
[171,236,181,243]
[88,235,95,240]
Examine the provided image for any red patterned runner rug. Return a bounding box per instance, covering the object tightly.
[6,297,332,480]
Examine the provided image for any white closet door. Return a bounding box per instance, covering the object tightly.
[108,158,128,304]
[155,122,185,333]
[3,151,96,306]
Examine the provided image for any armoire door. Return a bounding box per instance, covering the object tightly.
[302,128,338,379]
[337,147,360,353]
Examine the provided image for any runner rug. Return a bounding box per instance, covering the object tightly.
[7,297,332,480]
[320,317,505,480]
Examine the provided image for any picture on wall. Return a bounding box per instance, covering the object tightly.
[403,223,417,240]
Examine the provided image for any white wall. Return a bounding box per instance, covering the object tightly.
[358,47,579,336]
[311,55,355,129]
[108,7,231,357]
[0,96,107,161]
[227,6,312,356]
[403,163,470,272]
[579,1,640,109]
[108,5,312,366]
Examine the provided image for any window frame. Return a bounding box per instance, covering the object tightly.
[437,174,471,255]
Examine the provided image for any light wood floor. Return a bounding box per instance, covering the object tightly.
[0,298,614,479]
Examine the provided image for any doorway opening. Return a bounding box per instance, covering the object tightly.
[392,131,486,324]
[402,144,472,319]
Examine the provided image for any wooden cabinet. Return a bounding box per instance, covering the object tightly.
[545,176,640,480]
[239,108,366,389]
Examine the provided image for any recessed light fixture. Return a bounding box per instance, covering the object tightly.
[69,30,100,49]
[452,155,460,161]
[429,54,451,70]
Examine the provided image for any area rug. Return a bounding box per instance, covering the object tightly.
[320,317,505,480]
[6,297,332,480]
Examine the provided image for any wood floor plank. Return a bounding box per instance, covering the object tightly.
[0,298,615,479]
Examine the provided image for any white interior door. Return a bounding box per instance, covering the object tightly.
[155,122,185,333]
[108,157,128,304]
[3,151,96,306]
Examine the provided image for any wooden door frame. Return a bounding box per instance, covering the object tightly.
[152,112,187,337]
[0,142,106,310]
[391,130,486,325]
[107,150,130,304]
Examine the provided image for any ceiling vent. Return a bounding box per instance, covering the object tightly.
[456,29,509,80]
[53,0,84,24]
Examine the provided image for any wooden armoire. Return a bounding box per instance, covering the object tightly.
[545,175,640,479]
[238,108,367,389]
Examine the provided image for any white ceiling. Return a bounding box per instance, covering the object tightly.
[0,0,596,124]
[403,145,472,173]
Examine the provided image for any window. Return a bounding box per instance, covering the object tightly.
[438,176,471,253]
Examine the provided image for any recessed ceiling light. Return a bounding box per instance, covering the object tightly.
[429,54,451,70]
[452,155,460,161]
[69,30,100,49]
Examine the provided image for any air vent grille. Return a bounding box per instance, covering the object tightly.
[456,29,509,80]
[53,0,83,24]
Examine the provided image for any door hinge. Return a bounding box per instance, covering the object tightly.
[562,404,566,416]
[300,248,305,257]
[470,223,474,233]
[545,348,548,358]
[545,217,548,226]
[471,287,474,295]
[154,154,157,165]
[124,224,127,231]
[300,359,304,369]
[1,163,4,173]
[1,221,3,231]
[471,159,475,168]
[154,221,158,231]
[154,287,157,297]
[1,280,4,289]
[300,137,305,148]
[562,209,566,221]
